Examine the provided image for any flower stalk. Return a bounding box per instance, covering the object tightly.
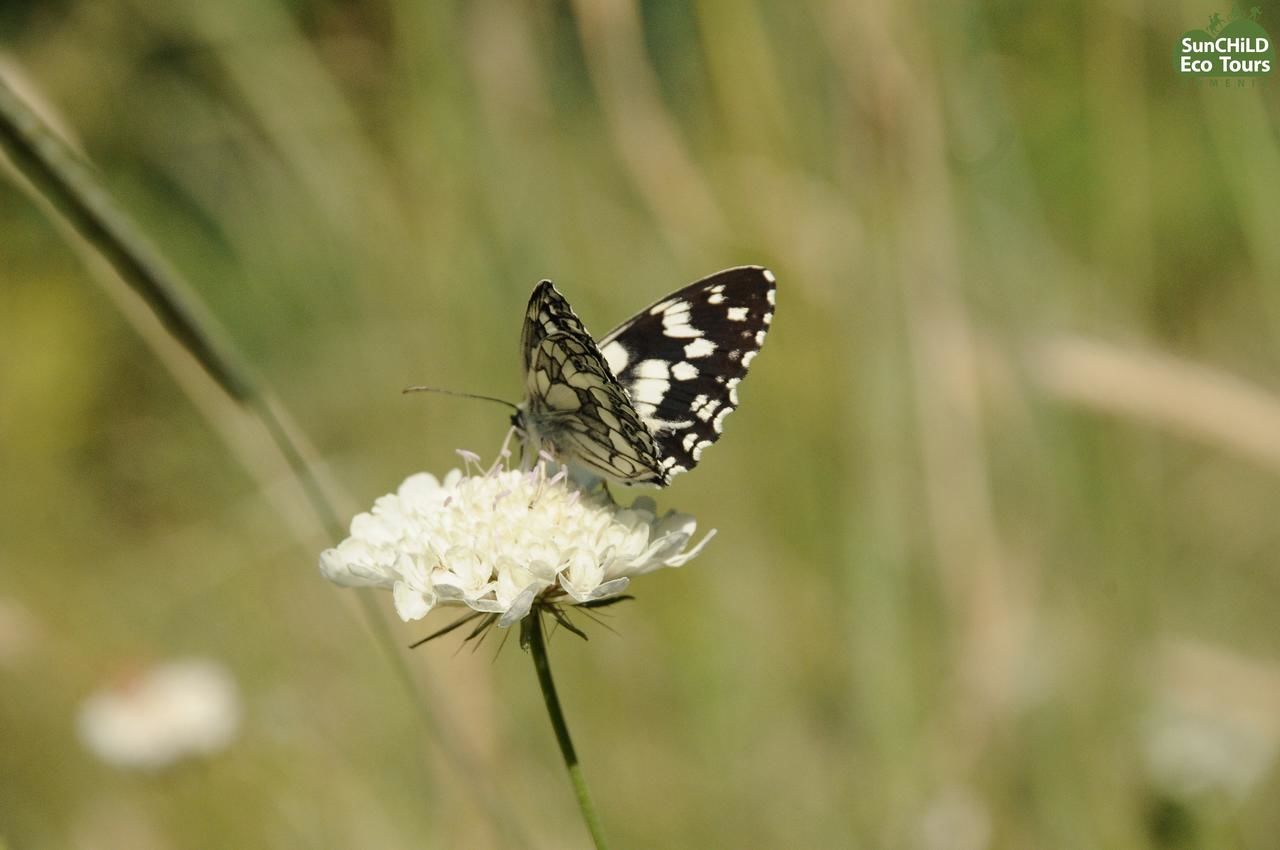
[523,611,610,850]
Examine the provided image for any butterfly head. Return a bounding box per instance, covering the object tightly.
[509,403,532,444]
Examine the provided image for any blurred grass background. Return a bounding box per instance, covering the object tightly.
[3,1,1280,847]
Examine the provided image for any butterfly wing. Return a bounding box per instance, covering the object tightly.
[597,266,776,478]
[520,281,668,485]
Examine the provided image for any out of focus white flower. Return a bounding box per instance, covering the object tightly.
[320,452,714,627]
[1141,639,1280,800]
[77,658,241,770]
[916,786,991,850]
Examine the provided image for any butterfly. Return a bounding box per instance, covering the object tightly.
[514,266,775,486]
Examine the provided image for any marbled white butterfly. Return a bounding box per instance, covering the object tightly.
[514,266,775,486]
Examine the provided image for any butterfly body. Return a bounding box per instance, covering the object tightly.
[515,266,775,486]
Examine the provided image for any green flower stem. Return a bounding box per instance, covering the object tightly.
[526,612,610,850]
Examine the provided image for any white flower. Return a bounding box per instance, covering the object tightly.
[1140,639,1280,801]
[916,787,991,850]
[320,452,714,627]
[77,658,241,770]
[1142,700,1276,800]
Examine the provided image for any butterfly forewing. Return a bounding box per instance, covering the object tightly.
[521,283,668,485]
[597,266,775,477]
[521,280,592,372]
[518,267,775,486]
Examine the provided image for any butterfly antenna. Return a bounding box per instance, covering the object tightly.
[402,385,519,412]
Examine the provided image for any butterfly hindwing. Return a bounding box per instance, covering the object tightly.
[597,266,775,477]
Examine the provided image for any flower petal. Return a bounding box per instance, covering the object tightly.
[392,580,436,621]
[319,547,394,588]
[588,576,630,600]
[665,528,716,567]
[497,587,538,627]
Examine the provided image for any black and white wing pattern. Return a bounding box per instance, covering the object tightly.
[518,281,669,485]
[516,266,776,486]
[597,266,775,479]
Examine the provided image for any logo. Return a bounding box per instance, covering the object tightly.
[1176,4,1275,79]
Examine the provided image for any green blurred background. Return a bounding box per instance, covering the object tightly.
[3,1,1280,847]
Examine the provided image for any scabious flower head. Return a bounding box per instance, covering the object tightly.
[77,658,241,770]
[319,451,714,628]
